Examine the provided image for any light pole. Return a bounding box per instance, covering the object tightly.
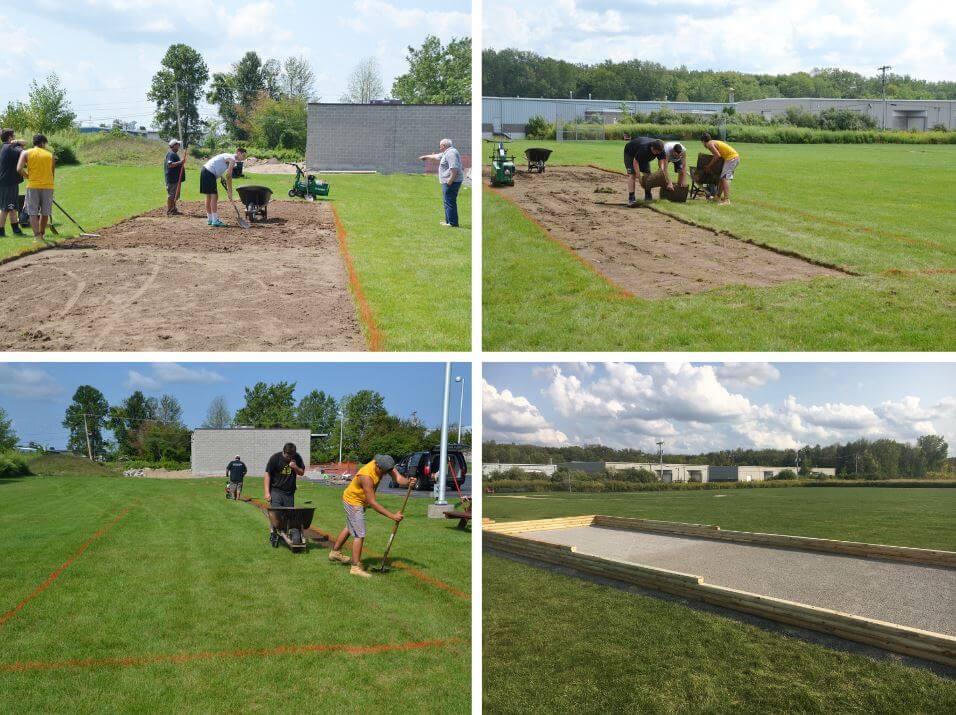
[878,65,892,131]
[338,410,344,465]
[454,375,465,444]
[430,362,452,515]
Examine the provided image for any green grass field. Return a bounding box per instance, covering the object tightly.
[0,473,470,713]
[483,141,956,350]
[0,156,470,351]
[483,488,956,713]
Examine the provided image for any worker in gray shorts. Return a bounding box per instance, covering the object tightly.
[16,134,55,241]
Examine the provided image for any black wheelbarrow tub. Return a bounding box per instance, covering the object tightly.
[266,506,315,532]
[236,185,274,206]
[524,148,553,163]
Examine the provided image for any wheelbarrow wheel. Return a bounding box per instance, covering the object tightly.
[270,531,279,548]
[290,528,302,546]
[288,189,297,198]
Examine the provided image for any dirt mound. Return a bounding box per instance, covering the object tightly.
[0,199,364,351]
[499,166,846,299]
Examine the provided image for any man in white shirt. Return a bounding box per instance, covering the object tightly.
[199,147,246,227]
[660,141,689,192]
[419,138,464,228]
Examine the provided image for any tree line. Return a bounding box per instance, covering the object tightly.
[483,48,956,102]
[484,436,952,480]
[3,381,470,466]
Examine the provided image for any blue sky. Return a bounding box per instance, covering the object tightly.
[484,1,955,82]
[5,0,471,127]
[0,362,471,449]
[483,363,956,454]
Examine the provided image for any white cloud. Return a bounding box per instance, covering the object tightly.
[124,364,225,391]
[0,366,64,399]
[482,379,568,446]
[344,0,470,36]
[715,362,781,390]
[124,370,161,391]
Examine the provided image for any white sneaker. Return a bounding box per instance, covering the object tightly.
[329,549,351,564]
[439,221,453,227]
[350,564,372,578]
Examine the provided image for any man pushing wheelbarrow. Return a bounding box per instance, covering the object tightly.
[329,455,416,578]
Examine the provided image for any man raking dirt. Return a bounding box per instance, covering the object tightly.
[329,454,417,578]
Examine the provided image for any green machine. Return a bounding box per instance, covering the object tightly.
[288,163,330,200]
[489,140,516,187]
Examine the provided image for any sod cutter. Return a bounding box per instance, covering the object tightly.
[374,480,414,573]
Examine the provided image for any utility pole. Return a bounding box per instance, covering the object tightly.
[657,439,664,482]
[455,375,465,444]
[878,65,892,131]
[83,413,93,461]
[338,410,344,465]
[174,81,183,144]
[428,363,452,517]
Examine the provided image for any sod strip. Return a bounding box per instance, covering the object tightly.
[331,203,382,351]
[0,507,130,627]
[243,497,470,601]
[0,637,463,673]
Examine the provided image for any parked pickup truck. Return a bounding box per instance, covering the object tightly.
[391,444,468,491]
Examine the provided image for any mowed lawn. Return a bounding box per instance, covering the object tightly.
[0,474,470,713]
[484,488,956,713]
[0,165,470,351]
[483,141,956,350]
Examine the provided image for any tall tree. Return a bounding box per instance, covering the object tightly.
[207,72,239,131]
[157,395,185,427]
[0,406,17,451]
[147,43,209,147]
[918,435,949,472]
[282,56,316,100]
[202,396,231,429]
[296,390,339,459]
[392,36,471,104]
[2,73,76,133]
[108,391,158,457]
[340,390,388,459]
[63,386,110,457]
[234,381,297,428]
[340,58,384,103]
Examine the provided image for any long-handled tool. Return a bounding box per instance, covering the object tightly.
[52,199,99,237]
[374,480,414,573]
[228,194,251,229]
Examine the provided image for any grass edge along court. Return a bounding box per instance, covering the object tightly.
[482,141,956,351]
[0,474,470,713]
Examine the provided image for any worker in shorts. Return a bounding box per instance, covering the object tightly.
[16,134,55,241]
[701,132,740,205]
[164,139,186,216]
[328,454,417,578]
[661,141,688,191]
[198,147,246,227]
[225,454,247,500]
[623,136,665,206]
[263,442,304,509]
[0,129,26,238]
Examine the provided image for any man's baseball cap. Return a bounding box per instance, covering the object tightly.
[235,455,241,459]
[169,139,181,147]
[374,454,395,471]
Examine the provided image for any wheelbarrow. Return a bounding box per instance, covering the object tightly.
[267,506,316,553]
[236,185,273,223]
[524,147,552,173]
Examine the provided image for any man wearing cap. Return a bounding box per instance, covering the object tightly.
[164,140,186,216]
[263,442,304,508]
[329,454,417,578]
[225,454,247,500]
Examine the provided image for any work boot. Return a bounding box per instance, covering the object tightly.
[644,190,653,201]
[349,564,372,578]
[11,224,23,235]
[328,549,351,564]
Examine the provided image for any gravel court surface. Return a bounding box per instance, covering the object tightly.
[525,526,956,635]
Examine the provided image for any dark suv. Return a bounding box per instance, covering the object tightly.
[392,444,468,491]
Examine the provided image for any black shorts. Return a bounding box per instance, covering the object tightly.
[624,153,651,175]
[270,489,294,508]
[199,167,218,195]
[0,184,18,211]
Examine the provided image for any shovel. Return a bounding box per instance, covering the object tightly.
[373,480,414,573]
[228,196,251,229]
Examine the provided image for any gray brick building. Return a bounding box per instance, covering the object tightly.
[306,103,472,173]
[191,428,311,477]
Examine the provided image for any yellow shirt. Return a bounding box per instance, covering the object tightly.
[711,140,739,161]
[25,147,54,189]
[343,460,384,507]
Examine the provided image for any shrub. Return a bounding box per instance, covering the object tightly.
[242,146,303,162]
[0,452,31,478]
[525,114,555,140]
[817,108,877,131]
[121,458,191,471]
[931,123,948,132]
[784,106,818,128]
[773,469,798,480]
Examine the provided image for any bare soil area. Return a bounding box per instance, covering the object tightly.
[501,166,845,298]
[0,201,364,351]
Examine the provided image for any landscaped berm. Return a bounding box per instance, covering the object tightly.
[0,136,470,352]
[483,141,956,351]
[0,463,470,712]
[483,487,956,713]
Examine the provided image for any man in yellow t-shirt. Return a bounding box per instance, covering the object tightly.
[701,132,740,205]
[329,454,416,578]
[16,134,55,241]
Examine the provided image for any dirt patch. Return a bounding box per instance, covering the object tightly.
[499,166,845,299]
[0,201,365,351]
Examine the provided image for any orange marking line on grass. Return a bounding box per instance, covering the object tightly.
[883,267,956,276]
[331,203,383,351]
[0,507,130,628]
[245,497,469,601]
[0,637,463,673]
[486,183,634,299]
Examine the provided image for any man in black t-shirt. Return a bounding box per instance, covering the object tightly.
[623,137,665,206]
[164,139,186,216]
[225,455,247,500]
[264,442,305,508]
[0,129,25,237]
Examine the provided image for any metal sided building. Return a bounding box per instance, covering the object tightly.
[734,98,956,131]
[482,462,558,477]
[191,428,311,477]
[606,462,710,483]
[306,103,472,174]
